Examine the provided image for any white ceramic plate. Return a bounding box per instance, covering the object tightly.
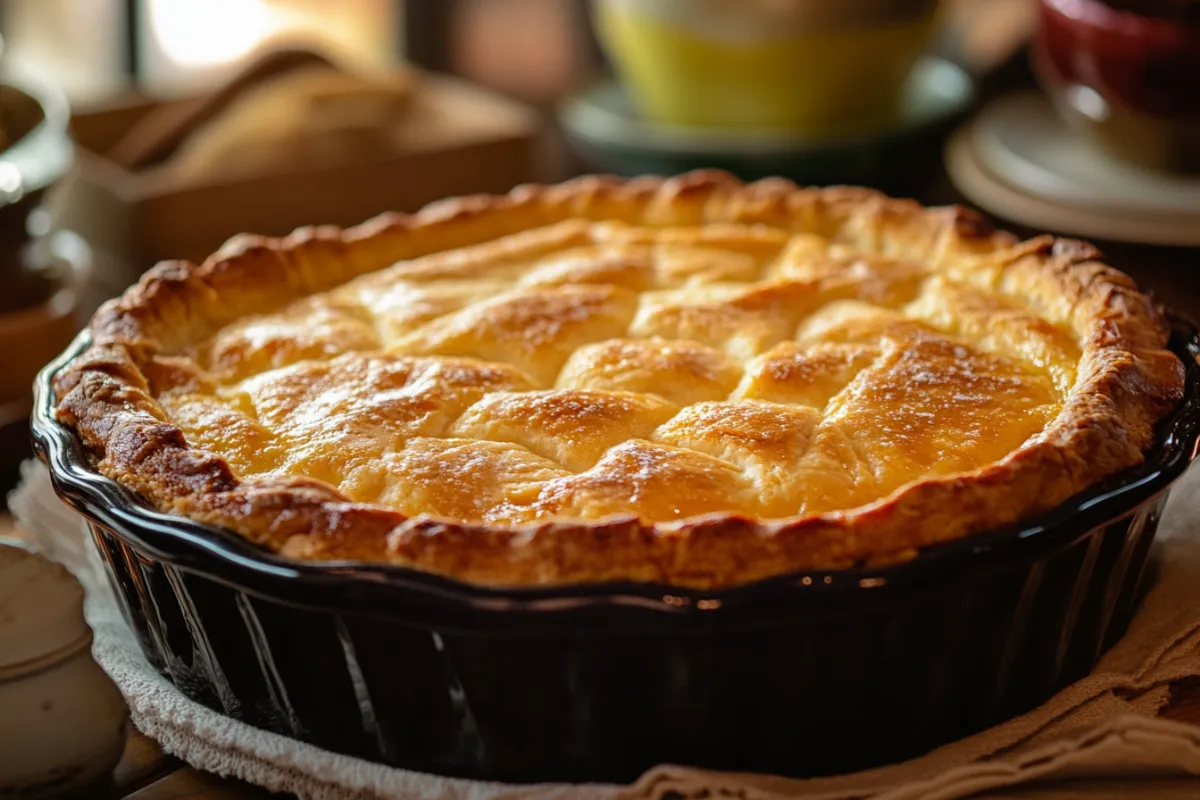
[945,92,1200,247]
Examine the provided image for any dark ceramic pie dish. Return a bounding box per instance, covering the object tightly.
[31,316,1200,783]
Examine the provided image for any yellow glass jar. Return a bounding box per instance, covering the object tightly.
[593,0,940,135]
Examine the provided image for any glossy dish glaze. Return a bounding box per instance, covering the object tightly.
[31,316,1200,781]
[50,172,1183,588]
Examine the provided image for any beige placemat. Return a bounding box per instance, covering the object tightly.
[13,459,1200,800]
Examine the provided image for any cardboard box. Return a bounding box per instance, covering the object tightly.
[44,76,541,289]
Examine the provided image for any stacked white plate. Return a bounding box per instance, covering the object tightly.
[946,92,1200,247]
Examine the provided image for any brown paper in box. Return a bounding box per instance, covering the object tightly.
[43,73,540,285]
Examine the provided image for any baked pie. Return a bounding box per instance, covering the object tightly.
[54,172,1185,588]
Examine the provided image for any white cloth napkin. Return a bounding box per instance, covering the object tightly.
[12,459,1200,800]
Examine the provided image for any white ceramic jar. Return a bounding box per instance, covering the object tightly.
[0,540,128,797]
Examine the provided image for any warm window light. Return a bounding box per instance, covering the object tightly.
[146,0,278,67]
[140,0,399,95]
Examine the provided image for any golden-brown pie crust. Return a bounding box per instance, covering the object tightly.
[53,171,1185,588]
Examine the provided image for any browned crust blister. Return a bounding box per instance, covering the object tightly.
[53,171,1185,588]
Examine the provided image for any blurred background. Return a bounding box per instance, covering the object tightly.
[0,0,1195,498]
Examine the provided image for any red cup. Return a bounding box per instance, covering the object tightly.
[1034,0,1200,172]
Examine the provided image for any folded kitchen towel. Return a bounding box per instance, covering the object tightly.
[12,459,1200,800]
